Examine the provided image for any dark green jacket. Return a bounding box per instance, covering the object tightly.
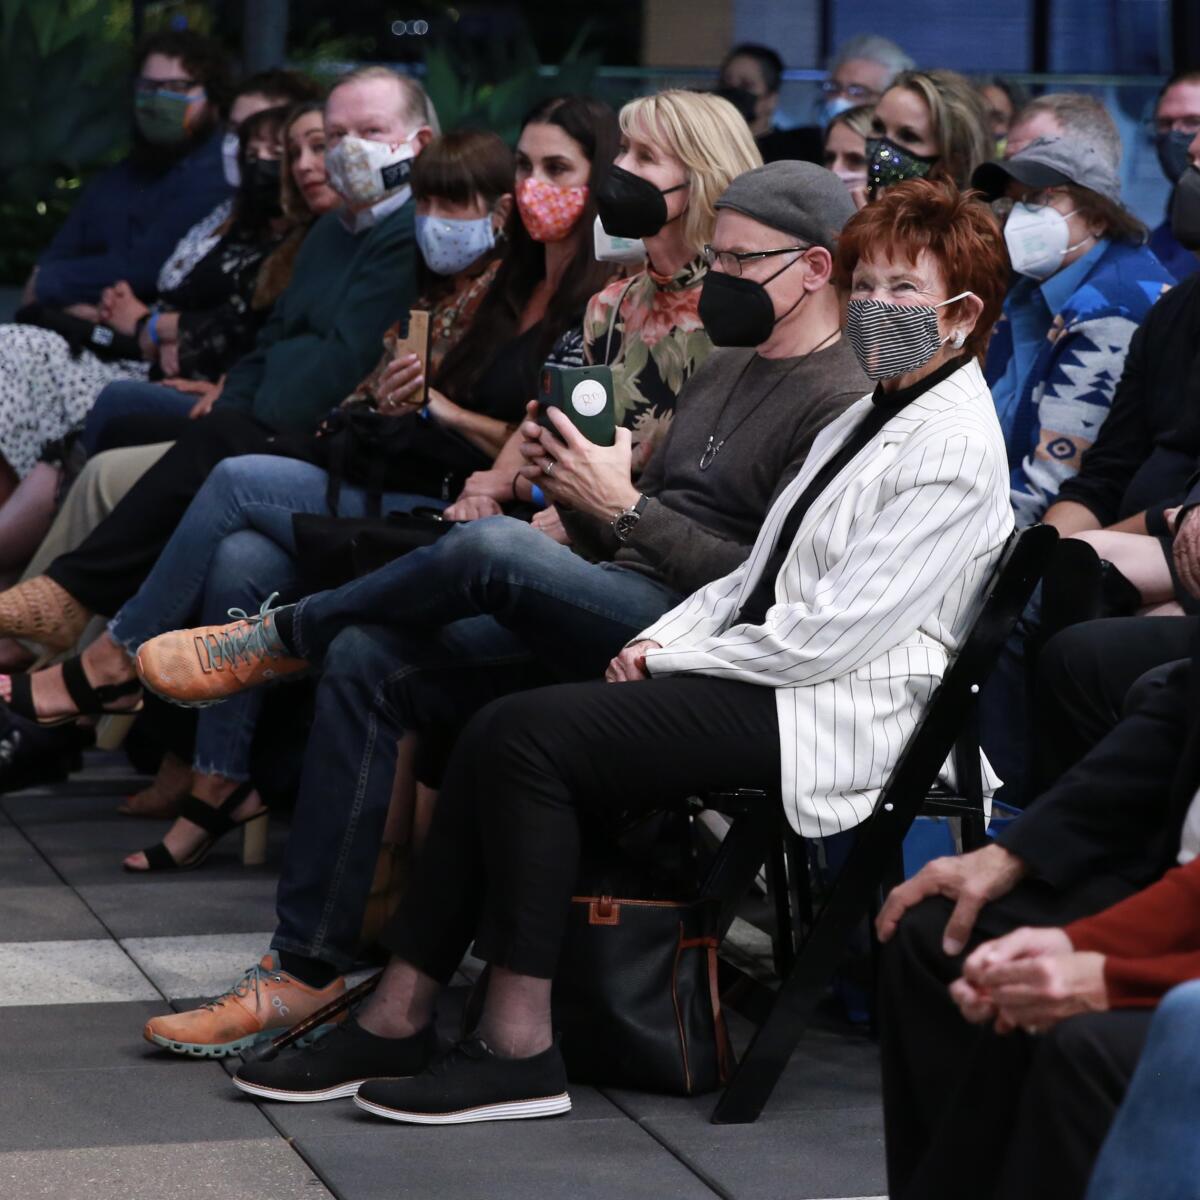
[217,203,416,431]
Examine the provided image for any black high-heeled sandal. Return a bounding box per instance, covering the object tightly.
[4,655,143,728]
[127,781,268,873]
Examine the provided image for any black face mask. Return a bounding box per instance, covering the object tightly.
[1157,129,1194,185]
[1171,165,1200,250]
[240,157,283,219]
[595,164,688,239]
[865,136,938,200]
[698,256,805,347]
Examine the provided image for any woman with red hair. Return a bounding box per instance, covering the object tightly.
[234,179,1015,1126]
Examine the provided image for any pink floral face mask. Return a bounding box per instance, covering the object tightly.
[516,176,588,243]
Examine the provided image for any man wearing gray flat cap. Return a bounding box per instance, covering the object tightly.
[164,165,870,1080]
[972,132,1174,526]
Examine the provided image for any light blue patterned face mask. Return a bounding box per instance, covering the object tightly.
[415,213,497,275]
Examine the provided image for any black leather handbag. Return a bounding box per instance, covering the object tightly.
[274,403,487,515]
[551,889,733,1096]
[291,509,455,591]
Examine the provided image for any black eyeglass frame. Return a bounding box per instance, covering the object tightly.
[702,243,811,277]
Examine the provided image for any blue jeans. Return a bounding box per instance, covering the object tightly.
[82,380,197,455]
[271,518,683,971]
[1086,980,1200,1200]
[107,454,436,779]
[292,515,681,677]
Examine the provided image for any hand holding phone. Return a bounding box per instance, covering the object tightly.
[377,310,431,412]
[536,365,616,446]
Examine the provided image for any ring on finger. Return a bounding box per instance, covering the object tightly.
[544,458,556,477]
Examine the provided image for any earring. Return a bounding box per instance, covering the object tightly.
[951,330,965,348]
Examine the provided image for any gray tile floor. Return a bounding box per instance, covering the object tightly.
[0,753,887,1200]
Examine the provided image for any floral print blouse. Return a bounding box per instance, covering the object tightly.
[583,256,711,459]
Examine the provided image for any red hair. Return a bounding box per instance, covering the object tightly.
[834,179,1008,361]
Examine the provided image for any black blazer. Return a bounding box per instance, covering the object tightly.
[997,637,1200,891]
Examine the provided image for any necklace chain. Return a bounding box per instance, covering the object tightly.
[698,328,838,471]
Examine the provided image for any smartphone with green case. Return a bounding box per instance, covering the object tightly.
[537,364,616,446]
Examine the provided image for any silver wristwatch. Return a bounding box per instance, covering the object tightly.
[612,494,649,543]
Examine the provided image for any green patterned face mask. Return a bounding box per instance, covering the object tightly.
[134,89,201,146]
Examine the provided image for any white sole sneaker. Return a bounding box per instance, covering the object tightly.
[232,1075,366,1103]
[353,1091,572,1125]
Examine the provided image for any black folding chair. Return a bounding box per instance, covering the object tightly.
[697,523,1058,1124]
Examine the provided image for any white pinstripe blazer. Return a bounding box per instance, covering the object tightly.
[638,358,1014,838]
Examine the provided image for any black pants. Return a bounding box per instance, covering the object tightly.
[1033,615,1199,790]
[382,675,781,982]
[879,883,1144,1200]
[95,410,194,454]
[883,653,1198,1198]
[47,408,275,616]
[893,955,1152,1200]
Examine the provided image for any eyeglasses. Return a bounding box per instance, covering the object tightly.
[702,244,809,278]
[1023,186,1072,207]
[135,76,199,95]
[820,80,876,101]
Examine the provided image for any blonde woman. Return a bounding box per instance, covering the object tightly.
[452,88,761,520]
[866,68,993,198]
[824,103,875,204]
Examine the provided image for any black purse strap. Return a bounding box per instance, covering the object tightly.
[324,428,350,516]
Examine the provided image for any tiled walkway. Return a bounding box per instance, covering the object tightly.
[0,752,887,1200]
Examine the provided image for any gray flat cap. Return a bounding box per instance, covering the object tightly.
[972,135,1122,205]
[714,160,856,250]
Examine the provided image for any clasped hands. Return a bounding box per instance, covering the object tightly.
[874,845,1108,1036]
[949,926,1108,1036]
[98,280,149,337]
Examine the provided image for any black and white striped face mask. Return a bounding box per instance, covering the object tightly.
[845,293,973,381]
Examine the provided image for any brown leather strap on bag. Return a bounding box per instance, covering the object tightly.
[681,933,734,1083]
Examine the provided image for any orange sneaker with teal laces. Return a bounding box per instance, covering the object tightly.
[142,954,345,1058]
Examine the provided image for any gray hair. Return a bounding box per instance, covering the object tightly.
[830,35,915,87]
[329,65,441,136]
[1013,92,1121,166]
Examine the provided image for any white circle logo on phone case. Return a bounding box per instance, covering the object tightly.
[570,378,607,417]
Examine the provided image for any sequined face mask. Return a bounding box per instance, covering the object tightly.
[865,136,939,199]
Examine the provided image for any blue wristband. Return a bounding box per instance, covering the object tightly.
[530,484,547,508]
[147,310,161,346]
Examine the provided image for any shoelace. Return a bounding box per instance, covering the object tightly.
[198,592,286,673]
[426,1037,490,1077]
[201,960,283,1012]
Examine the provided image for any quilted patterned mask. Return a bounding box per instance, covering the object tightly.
[516,176,588,243]
[325,134,416,208]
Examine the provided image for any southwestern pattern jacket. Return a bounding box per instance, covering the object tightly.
[637,359,1013,839]
[985,240,1173,527]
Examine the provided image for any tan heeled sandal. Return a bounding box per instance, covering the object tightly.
[0,577,91,654]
